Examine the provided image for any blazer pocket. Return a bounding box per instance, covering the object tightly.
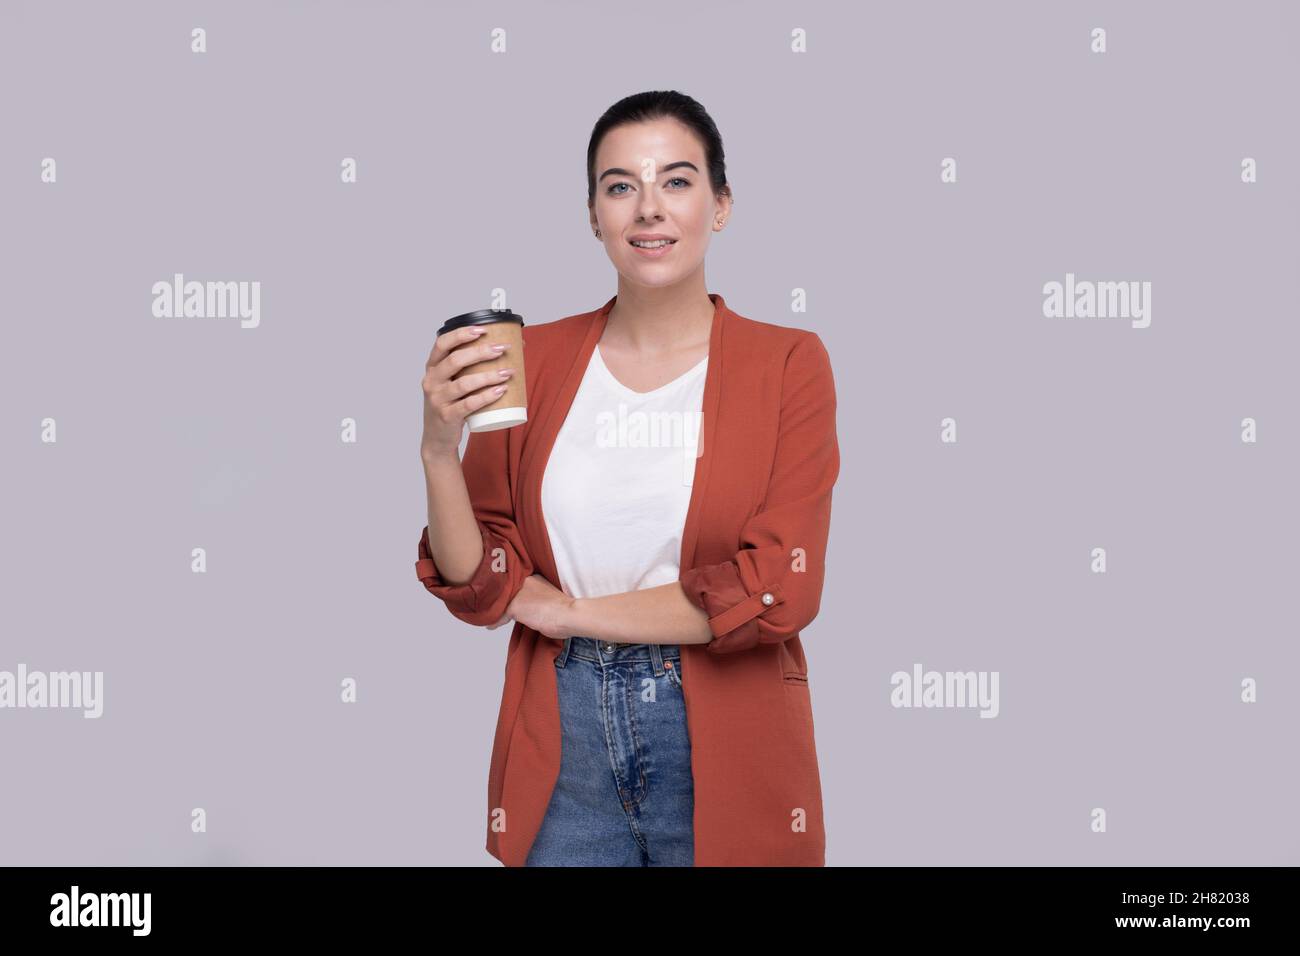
[782,671,809,686]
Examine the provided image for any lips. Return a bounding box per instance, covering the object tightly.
[628,238,678,258]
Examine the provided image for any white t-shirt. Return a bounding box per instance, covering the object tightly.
[541,343,708,600]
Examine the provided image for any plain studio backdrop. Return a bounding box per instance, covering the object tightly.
[0,0,1297,865]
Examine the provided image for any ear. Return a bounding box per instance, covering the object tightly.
[716,187,734,220]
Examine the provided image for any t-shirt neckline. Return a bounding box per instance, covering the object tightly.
[592,343,708,399]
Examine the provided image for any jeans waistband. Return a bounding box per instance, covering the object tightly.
[561,636,682,666]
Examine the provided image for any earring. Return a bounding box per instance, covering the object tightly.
[594,228,602,239]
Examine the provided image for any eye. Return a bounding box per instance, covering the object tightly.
[605,177,692,195]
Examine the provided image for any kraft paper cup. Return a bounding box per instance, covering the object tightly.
[437,308,527,432]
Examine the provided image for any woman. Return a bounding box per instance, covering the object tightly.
[417,91,839,866]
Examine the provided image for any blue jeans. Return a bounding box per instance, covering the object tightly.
[524,636,695,866]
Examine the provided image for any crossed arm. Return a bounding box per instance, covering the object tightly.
[494,574,714,645]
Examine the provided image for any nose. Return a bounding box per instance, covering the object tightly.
[635,185,664,222]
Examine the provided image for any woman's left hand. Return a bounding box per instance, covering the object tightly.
[491,574,575,640]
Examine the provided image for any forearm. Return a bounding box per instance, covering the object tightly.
[563,581,714,646]
[421,449,484,586]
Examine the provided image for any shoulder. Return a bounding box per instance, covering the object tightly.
[520,308,595,345]
[723,305,832,387]
[520,307,593,350]
[725,310,837,440]
[517,306,601,382]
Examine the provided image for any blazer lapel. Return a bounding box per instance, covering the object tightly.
[519,294,614,591]
[678,293,726,575]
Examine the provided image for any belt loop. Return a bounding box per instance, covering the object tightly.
[556,636,572,668]
[649,642,665,677]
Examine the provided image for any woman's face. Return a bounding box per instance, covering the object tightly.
[589,118,730,288]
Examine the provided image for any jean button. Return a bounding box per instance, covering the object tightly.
[601,641,616,653]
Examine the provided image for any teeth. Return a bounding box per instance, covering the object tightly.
[631,239,675,248]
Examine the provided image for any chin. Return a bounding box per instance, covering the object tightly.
[621,270,690,290]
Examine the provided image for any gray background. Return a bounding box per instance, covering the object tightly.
[1,0,1296,865]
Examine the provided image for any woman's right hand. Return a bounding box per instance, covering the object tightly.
[421,326,517,457]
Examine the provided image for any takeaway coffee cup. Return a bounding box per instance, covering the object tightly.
[437,308,527,432]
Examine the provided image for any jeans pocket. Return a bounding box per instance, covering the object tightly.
[664,657,684,689]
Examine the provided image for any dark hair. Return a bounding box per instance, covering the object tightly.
[586,90,731,207]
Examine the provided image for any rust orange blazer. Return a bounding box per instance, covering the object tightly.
[415,292,839,866]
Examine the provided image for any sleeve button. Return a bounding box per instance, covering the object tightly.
[761,592,774,605]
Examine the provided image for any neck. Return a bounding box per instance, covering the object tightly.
[605,278,715,354]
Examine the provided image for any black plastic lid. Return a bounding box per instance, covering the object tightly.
[438,308,525,337]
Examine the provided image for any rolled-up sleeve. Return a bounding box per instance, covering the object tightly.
[678,331,839,655]
[415,423,533,627]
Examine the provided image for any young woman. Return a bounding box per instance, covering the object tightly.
[418,91,839,866]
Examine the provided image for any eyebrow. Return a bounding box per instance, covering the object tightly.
[598,160,699,182]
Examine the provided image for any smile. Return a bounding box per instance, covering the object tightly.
[629,239,677,257]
